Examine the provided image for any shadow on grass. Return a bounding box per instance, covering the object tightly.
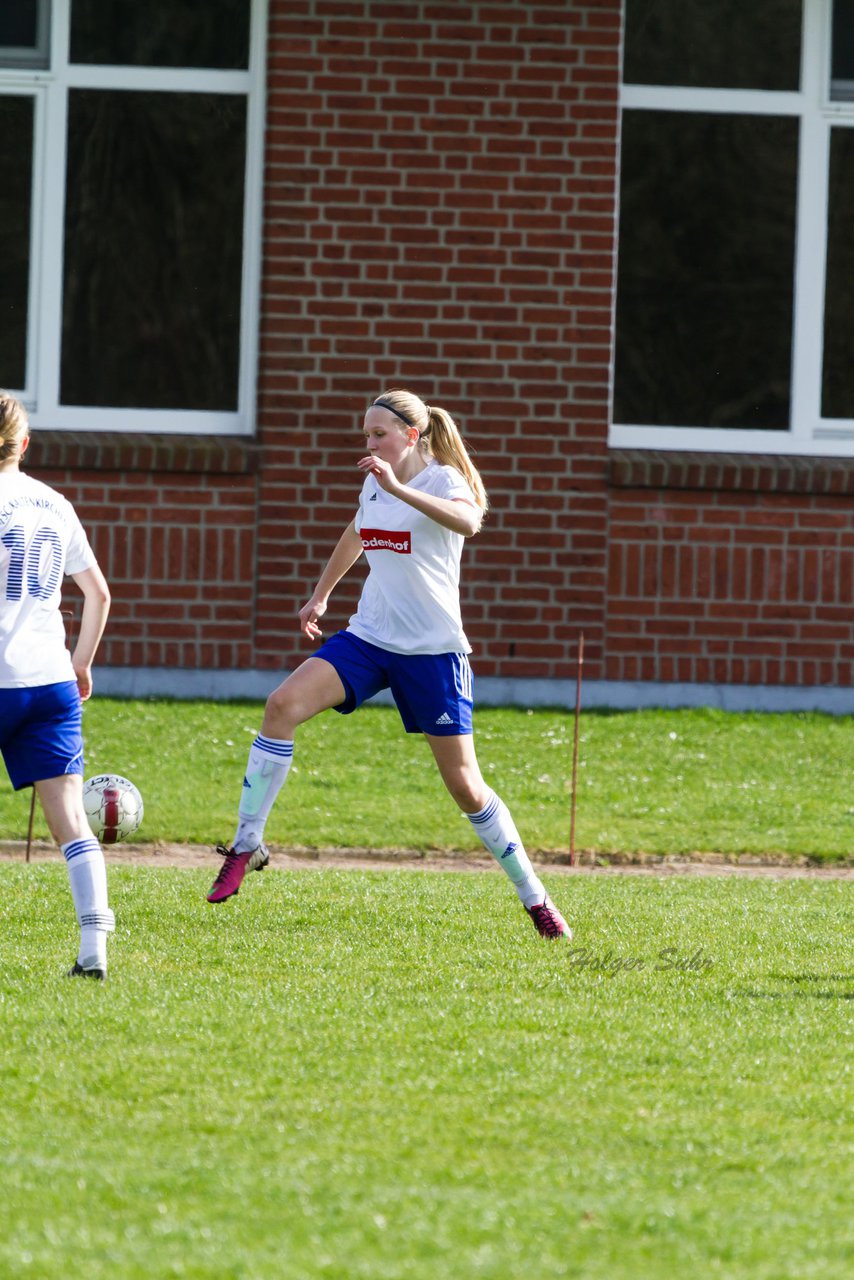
[740,990,854,1000]
[736,972,854,1000]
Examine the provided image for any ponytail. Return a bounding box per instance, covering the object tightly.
[369,388,488,512]
[423,406,488,512]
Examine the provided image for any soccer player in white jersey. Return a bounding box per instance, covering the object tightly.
[0,392,114,978]
[209,389,570,938]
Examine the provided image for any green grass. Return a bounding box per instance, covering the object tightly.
[2,701,853,861]
[0,865,850,1279]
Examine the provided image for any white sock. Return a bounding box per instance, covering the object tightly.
[233,734,294,852]
[466,790,545,908]
[61,836,115,971]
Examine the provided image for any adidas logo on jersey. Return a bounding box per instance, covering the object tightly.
[369,493,377,500]
[435,712,454,725]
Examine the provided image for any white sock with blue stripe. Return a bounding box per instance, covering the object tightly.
[466,790,545,908]
[61,836,115,971]
[233,734,294,852]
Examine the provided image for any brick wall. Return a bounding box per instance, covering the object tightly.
[255,0,621,679]
[607,452,854,687]
[29,434,259,671]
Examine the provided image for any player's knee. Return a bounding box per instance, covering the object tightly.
[264,685,292,724]
[264,683,308,733]
[448,777,485,812]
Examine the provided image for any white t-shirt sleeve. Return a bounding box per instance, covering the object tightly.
[432,466,477,505]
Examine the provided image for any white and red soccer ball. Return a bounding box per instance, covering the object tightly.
[82,774,144,844]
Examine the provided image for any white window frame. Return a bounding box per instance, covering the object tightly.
[0,0,267,436]
[611,0,854,457]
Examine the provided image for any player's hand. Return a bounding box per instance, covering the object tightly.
[357,455,399,493]
[73,662,93,701]
[299,596,327,640]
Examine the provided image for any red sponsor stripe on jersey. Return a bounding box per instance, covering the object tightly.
[360,528,411,554]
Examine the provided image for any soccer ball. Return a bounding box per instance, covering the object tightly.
[82,774,144,844]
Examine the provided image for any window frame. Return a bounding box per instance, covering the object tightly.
[0,0,267,436]
[611,0,854,457]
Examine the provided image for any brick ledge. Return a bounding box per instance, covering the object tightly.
[608,450,854,495]
[25,431,260,475]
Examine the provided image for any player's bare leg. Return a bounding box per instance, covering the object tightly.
[208,658,347,903]
[425,733,571,939]
[36,772,91,846]
[261,656,348,741]
[36,774,114,977]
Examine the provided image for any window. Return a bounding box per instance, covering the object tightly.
[613,0,854,457]
[831,0,854,98]
[69,0,250,69]
[0,96,34,387]
[622,0,802,91]
[615,111,798,430]
[61,91,246,411]
[0,0,266,435]
[0,0,50,69]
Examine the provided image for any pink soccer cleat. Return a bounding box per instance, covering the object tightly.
[526,895,572,940]
[206,842,270,903]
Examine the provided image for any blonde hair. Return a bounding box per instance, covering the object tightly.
[369,388,488,512]
[0,391,28,464]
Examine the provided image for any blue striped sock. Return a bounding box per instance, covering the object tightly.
[467,790,545,907]
[62,836,101,864]
[233,734,294,852]
[61,836,113,969]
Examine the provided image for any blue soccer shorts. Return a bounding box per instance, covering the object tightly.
[0,681,85,790]
[314,630,474,735]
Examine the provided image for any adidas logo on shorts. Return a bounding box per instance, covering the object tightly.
[435,712,454,725]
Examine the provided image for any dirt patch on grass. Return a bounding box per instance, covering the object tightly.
[2,841,852,879]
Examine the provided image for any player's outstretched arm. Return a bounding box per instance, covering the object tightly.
[69,564,111,700]
[299,520,364,640]
[390,487,481,536]
[357,455,482,536]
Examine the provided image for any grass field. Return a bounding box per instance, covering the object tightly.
[0,701,852,1276]
[2,700,854,860]
[0,863,850,1279]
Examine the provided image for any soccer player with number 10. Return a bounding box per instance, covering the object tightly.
[0,392,115,979]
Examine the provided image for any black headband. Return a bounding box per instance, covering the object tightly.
[371,399,415,428]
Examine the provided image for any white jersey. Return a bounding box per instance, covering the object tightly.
[350,460,476,655]
[0,470,97,688]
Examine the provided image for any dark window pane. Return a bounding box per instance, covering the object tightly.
[0,0,48,68]
[0,0,37,47]
[623,0,802,91]
[831,0,854,99]
[70,0,250,69]
[614,111,798,429]
[61,91,246,411]
[822,129,854,417]
[0,96,34,389]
